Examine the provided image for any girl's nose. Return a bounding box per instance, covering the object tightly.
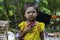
[29,13,33,15]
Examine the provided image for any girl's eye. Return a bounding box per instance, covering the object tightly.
[27,11,36,13]
[27,12,30,13]
[31,11,35,13]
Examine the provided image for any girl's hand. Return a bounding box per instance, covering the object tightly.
[24,21,36,32]
[24,25,32,32]
[24,23,36,32]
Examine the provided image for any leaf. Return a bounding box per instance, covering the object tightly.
[40,7,51,13]
[9,11,14,16]
[0,0,3,2]
[0,6,3,10]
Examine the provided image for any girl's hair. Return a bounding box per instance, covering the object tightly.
[24,2,39,13]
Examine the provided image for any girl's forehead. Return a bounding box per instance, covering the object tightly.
[26,7,36,12]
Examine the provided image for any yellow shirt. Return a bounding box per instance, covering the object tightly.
[18,21,45,40]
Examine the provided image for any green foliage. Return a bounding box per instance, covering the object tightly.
[9,11,14,16]
[40,7,51,14]
[0,0,3,2]
[25,0,35,2]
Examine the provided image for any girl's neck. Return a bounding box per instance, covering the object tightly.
[27,20,35,22]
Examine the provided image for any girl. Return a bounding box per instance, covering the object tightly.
[18,2,45,40]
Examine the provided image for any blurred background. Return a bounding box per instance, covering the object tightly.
[0,0,60,40]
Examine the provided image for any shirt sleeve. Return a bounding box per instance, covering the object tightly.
[39,22,45,32]
[18,22,25,31]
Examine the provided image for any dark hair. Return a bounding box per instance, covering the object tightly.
[24,2,39,13]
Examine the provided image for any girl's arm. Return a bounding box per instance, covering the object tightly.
[40,31,44,40]
[18,26,32,40]
[18,30,27,40]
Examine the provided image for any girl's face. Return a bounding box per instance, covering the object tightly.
[24,7,37,21]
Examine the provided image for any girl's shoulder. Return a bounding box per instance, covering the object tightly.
[19,21,26,24]
[18,21,26,27]
[36,21,45,32]
[36,21,45,25]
